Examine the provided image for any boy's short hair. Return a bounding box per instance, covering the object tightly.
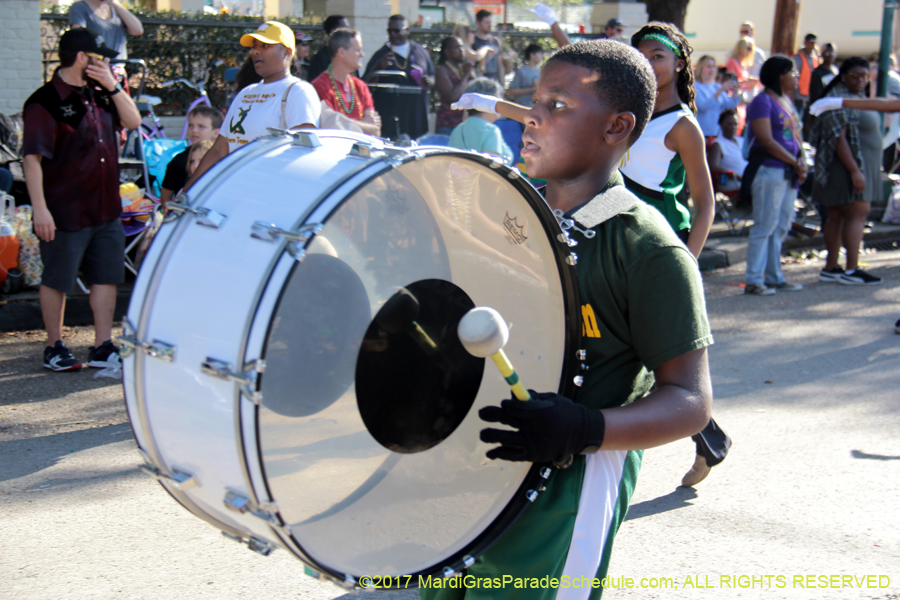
[475,9,492,22]
[328,28,359,58]
[523,43,544,62]
[189,104,223,130]
[547,40,656,146]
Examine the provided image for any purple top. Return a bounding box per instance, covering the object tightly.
[747,91,801,169]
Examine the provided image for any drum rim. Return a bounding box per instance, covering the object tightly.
[252,148,583,588]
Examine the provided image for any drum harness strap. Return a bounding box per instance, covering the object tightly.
[279,80,300,129]
[554,184,639,239]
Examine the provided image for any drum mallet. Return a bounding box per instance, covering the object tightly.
[458,307,531,401]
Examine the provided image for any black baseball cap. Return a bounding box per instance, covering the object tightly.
[59,27,119,59]
[606,18,624,29]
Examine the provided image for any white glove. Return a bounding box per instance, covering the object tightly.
[529,3,558,26]
[808,97,844,117]
[451,93,499,114]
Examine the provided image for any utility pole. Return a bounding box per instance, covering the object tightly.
[771,0,800,57]
[877,0,896,97]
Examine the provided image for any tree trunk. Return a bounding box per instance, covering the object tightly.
[772,0,801,56]
[644,0,690,32]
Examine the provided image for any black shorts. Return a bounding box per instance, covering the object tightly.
[39,218,125,293]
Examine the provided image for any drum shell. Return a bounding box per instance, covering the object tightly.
[122,132,582,585]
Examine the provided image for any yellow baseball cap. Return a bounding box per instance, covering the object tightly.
[240,21,296,52]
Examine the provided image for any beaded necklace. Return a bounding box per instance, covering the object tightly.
[445,61,462,80]
[328,64,360,118]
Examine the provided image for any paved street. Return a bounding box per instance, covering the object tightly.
[1,251,899,600]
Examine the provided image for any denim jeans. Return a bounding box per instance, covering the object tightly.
[745,165,796,286]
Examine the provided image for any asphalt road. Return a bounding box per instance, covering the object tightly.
[1,251,899,600]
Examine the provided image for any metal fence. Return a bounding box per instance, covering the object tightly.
[40,14,581,115]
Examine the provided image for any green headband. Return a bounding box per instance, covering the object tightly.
[640,32,683,58]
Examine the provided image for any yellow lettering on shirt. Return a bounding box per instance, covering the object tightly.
[581,304,601,338]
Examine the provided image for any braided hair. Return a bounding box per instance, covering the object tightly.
[632,22,697,114]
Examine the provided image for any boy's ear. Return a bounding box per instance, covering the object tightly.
[211,128,220,138]
[604,111,636,147]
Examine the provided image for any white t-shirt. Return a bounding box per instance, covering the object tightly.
[223,76,321,152]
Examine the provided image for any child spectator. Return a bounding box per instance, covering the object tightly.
[506,43,543,108]
[448,78,513,163]
[435,40,712,599]
[187,139,215,177]
[159,105,222,205]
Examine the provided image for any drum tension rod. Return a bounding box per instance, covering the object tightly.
[251,222,323,261]
[166,194,228,229]
[200,358,265,404]
[138,463,197,490]
[117,320,176,362]
[223,490,285,530]
[221,531,276,557]
[442,556,476,578]
[524,467,554,503]
[264,127,322,148]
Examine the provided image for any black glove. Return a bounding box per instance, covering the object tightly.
[479,391,605,467]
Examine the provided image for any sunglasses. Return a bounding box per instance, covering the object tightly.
[387,27,408,33]
[86,52,105,61]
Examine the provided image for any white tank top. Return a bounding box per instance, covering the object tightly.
[620,104,695,192]
[713,135,748,175]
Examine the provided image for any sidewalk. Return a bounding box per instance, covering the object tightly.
[697,212,900,271]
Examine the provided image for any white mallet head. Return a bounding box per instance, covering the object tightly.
[458,307,509,358]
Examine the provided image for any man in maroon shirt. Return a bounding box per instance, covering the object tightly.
[23,28,141,372]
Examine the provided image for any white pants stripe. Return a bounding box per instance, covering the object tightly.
[556,450,629,600]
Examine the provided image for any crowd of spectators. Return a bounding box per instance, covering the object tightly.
[11,5,900,377]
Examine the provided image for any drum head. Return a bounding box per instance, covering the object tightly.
[256,152,578,580]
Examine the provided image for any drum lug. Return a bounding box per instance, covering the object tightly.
[349,142,383,158]
[118,318,137,358]
[573,375,584,387]
[221,531,275,556]
[575,349,587,361]
[251,221,323,261]
[540,466,553,479]
[117,326,176,362]
[247,537,276,556]
[556,231,578,247]
[264,127,322,148]
[200,357,266,404]
[525,489,539,502]
[139,463,197,490]
[167,195,227,229]
[565,252,578,266]
[223,490,285,529]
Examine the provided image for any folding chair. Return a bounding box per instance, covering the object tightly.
[416,134,450,146]
[142,138,188,197]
